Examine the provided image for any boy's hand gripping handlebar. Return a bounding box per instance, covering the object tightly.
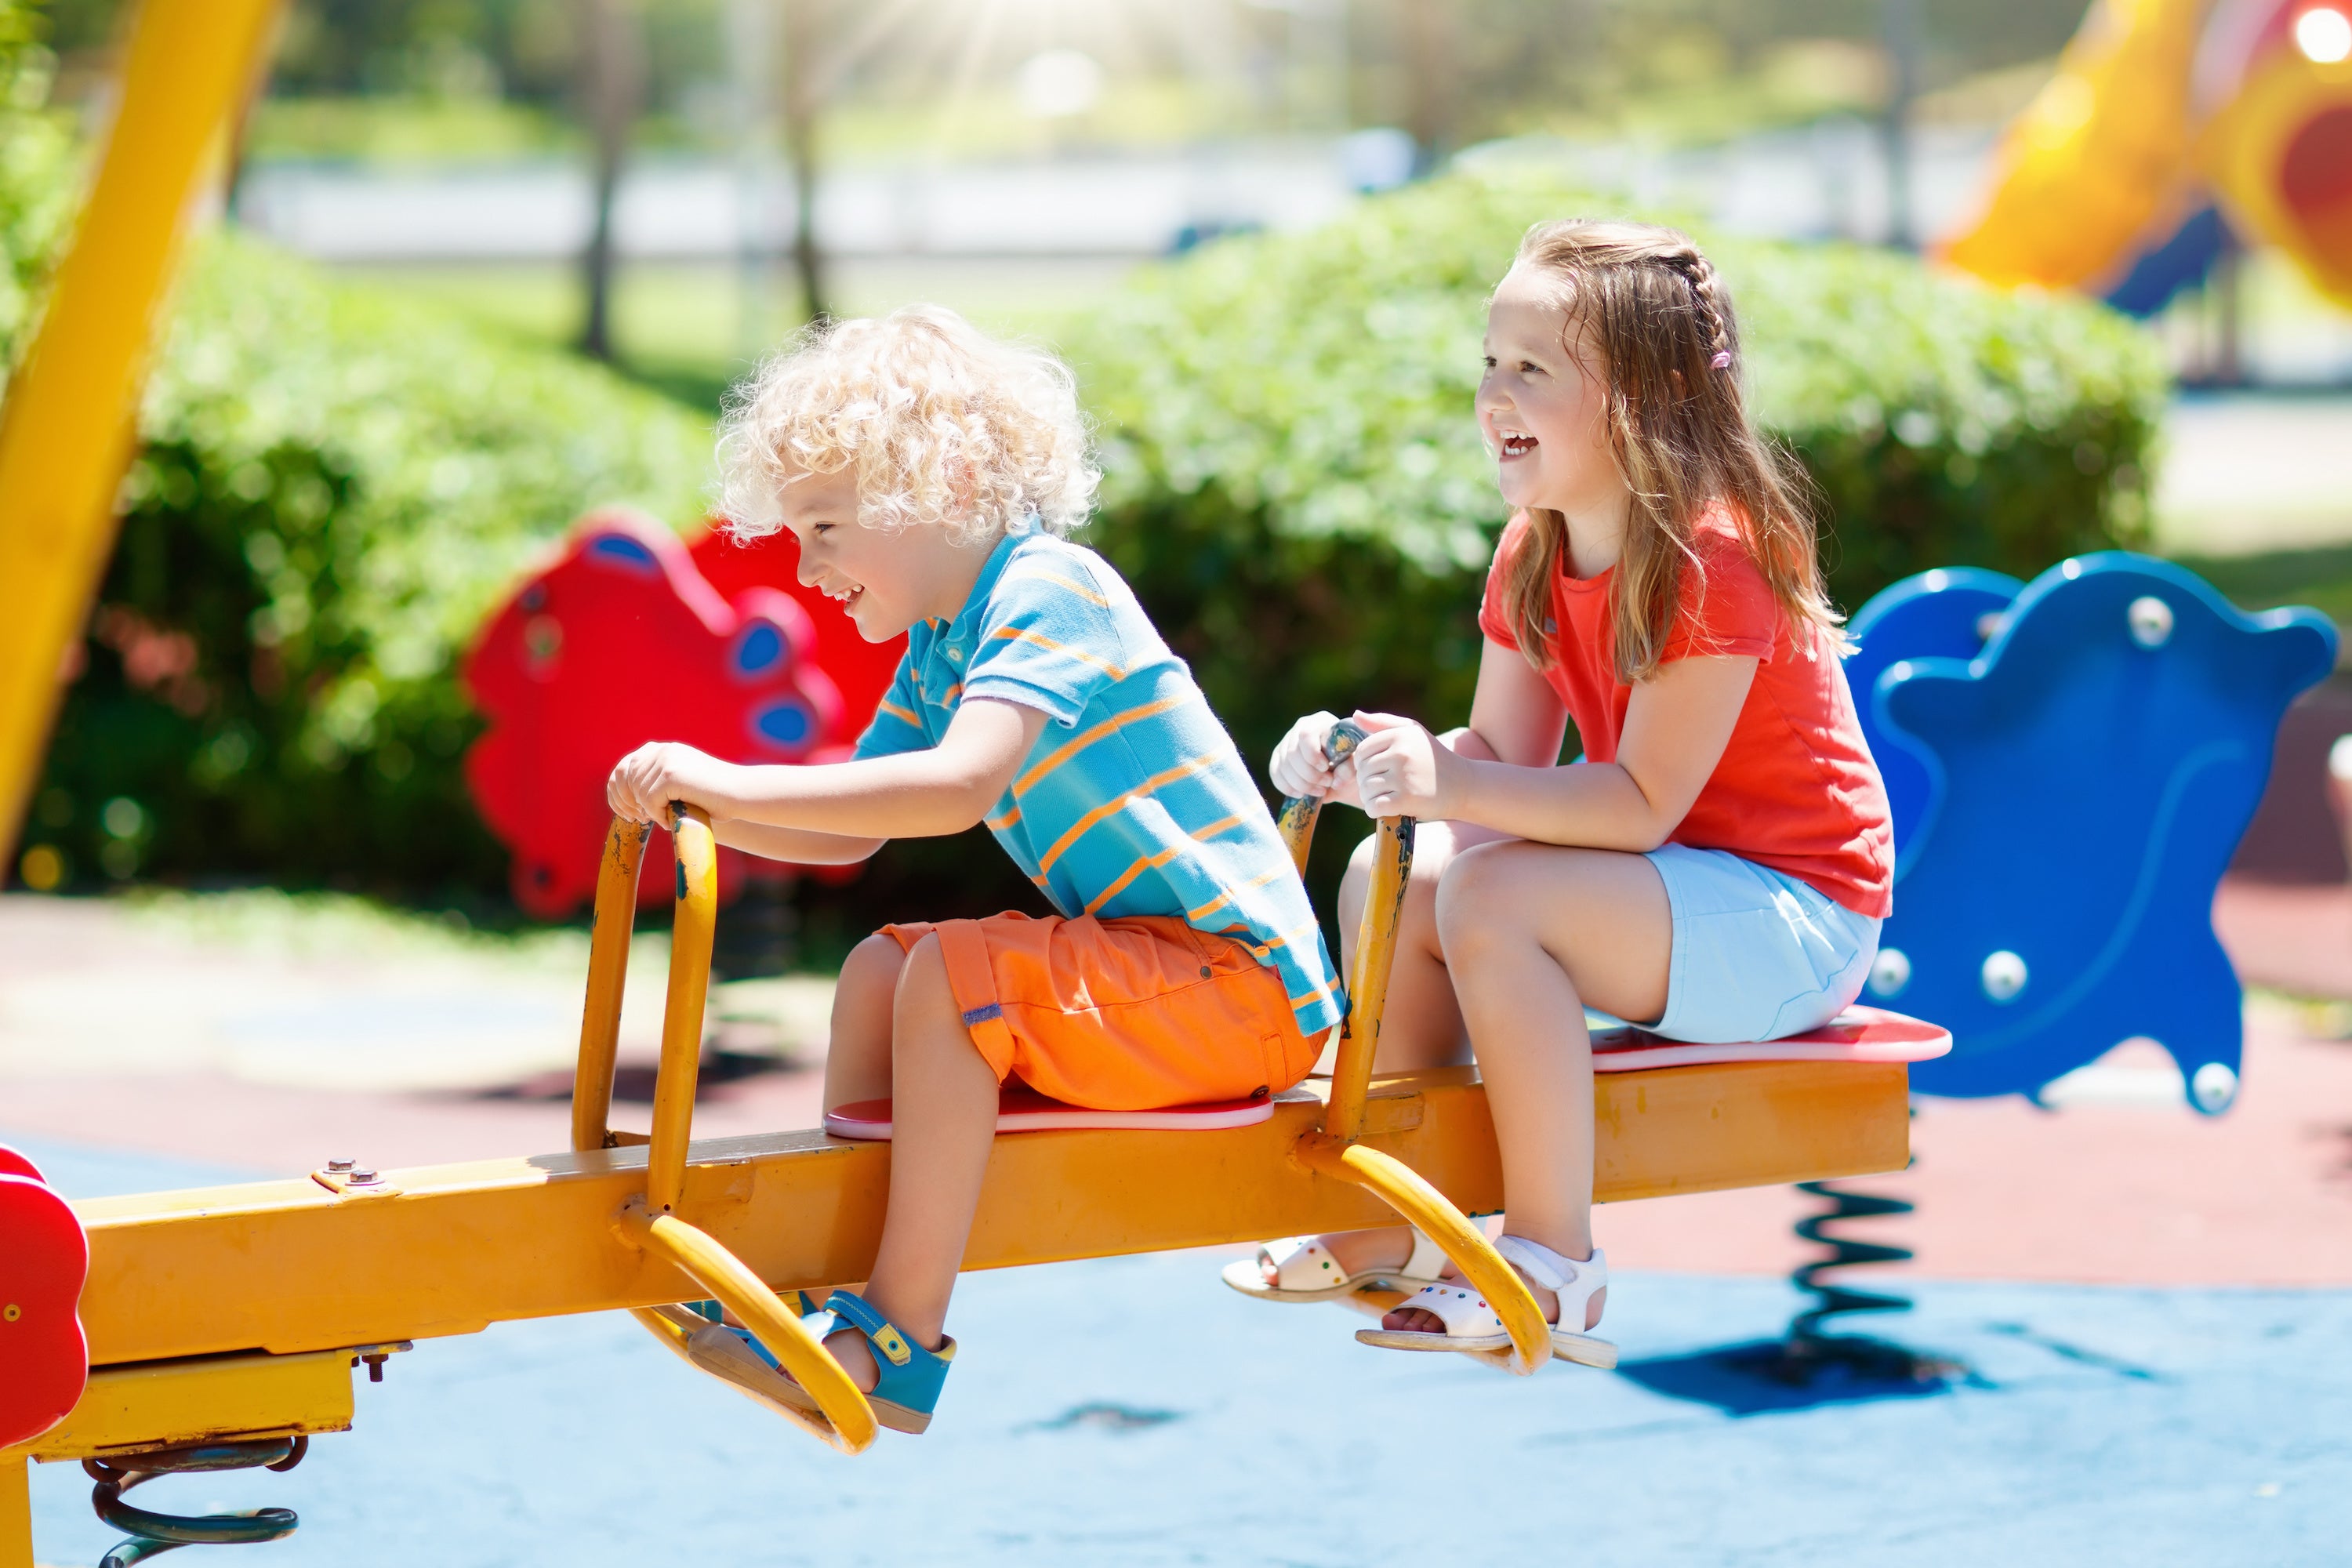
[1277,721,1555,1374]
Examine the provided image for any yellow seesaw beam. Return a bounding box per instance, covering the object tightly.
[67,1058,1907,1369]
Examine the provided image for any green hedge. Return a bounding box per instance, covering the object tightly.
[15,235,713,897]
[1066,172,2168,898]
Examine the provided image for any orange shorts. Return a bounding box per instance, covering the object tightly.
[881,911,1326,1112]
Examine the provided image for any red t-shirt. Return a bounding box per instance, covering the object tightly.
[1476,510,1893,917]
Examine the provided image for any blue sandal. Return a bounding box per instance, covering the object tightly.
[803,1290,956,1435]
[685,1289,954,1436]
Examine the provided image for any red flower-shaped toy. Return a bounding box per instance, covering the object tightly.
[0,1143,89,1450]
[463,510,904,919]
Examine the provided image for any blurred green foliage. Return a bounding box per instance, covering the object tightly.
[10,235,711,896]
[0,4,71,358]
[1069,172,2167,899]
[4,0,2165,927]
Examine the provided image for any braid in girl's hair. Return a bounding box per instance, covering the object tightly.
[1494,219,1842,684]
[1668,248,1735,371]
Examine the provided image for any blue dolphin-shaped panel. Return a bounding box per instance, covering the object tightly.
[1853,554,2335,1112]
[1846,566,2024,877]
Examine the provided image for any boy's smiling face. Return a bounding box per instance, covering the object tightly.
[777,461,993,642]
[1477,265,1622,522]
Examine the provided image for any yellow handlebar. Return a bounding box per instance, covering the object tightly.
[1278,728,1555,1375]
[574,808,882,1451]
[572,818,650,1152]
[645,804,717,1216]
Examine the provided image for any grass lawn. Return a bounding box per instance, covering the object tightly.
[2174,543,2352,657]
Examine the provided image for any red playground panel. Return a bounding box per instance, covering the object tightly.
[1589,1007,1951,1073]
[826,1084,1279,1141]
[463,509,906,918]
[0,1144,90,1450]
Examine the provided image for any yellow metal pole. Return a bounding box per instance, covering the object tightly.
[1323,815,1414,1144]
[572,818,652,1152]
[646,805,717,1215]
[1276,795,1321,877]
[2,1456,30,1568]
[0,0,285,867]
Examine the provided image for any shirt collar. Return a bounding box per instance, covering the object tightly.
[935,524,1032,670]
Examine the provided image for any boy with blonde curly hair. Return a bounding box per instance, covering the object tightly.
[606,305,1343,1436]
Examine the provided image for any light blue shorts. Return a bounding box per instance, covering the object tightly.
[1619,844,1881,1044]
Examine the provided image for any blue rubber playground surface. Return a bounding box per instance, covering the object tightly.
[17,1133,2352,1566]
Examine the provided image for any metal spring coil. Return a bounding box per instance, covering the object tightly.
[83,1435,305,1567]
[1788,1180,1916,1346]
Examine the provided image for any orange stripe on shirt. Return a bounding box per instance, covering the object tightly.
[877,699,922,727]
[1247,915,1325,961]
[1036,753,1219,874]
[1080,811,1250,916]
[1185,865,1282,924]
[1084,845,1184,915]
[1013,694,1189,796]
[1004,568,1112,608]
[989,626,1127,681]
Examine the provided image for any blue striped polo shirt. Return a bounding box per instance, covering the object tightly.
[853,528,1345,1036]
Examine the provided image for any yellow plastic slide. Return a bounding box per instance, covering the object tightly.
[1946,0,2352,310]
[1941,0,2209,292]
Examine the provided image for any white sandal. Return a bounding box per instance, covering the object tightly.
[1354,1236,1617,1369]
[1221,1228,1447,1304]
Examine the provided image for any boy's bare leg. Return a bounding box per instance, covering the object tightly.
[822,932,909,1114]
[1278,820,1508,1284]
[1381,841,1671,1334]
[822,932,999,1390]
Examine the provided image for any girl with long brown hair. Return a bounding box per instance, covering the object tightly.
[1225,220,1893,1368]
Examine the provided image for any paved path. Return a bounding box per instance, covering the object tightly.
[2154,395,2352,556]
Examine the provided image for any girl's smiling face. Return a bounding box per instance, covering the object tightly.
[1477,265,1626,527]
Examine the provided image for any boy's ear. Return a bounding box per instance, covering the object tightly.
[946,457,977,519]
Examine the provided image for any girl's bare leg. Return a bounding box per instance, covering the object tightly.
[822,932,1000,1390]
[1383,840,1671,1334]
[822,932,909,1114]
[1279,821,1509,1283]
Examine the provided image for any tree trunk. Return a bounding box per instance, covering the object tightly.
[1402,0,1457,173]
[782,0,828,325]
[579,0,642,361]
[1880,0,1922,250]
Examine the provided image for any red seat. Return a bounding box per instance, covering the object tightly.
[1591,1005,1951,1073]
[822,1010,1947,1140]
